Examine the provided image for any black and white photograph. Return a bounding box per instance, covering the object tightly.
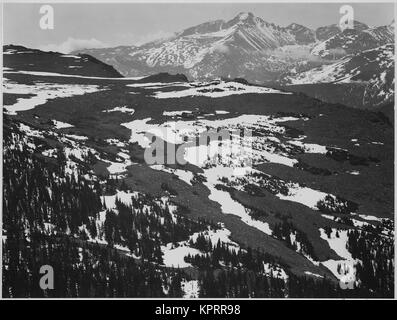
[1,0,395,301]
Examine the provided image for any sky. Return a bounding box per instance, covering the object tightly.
[3,2,395,53]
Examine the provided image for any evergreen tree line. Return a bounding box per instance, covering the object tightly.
[2,118,394,298]
[272,220,318,261]
[348,228,394,297]
[3,233,185,298]
[99,196,214,263]
[183,230,356,298]
[2,119,209,297]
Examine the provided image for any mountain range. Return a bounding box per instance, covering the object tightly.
[281,44,395,111]
[74,12,394,110]
[75,12,328,81]
[73,13,392,75]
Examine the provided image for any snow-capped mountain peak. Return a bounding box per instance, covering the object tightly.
[75,12,394,87]
[226,12,262,26]
[237,11,251,20]
[178,19,227,37]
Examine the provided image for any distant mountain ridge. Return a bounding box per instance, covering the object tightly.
[311,22,394,59]
[315,20,369,41]
[281,43,394,110]
[74,12,394,86]
[4,45,123,78]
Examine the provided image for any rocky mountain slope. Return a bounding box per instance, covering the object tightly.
[75,13,393,86]
[315,20,369,41]
[4,45,123,78]
[281,44,394,109]
[77,12,321,82]
[311,22,394,59]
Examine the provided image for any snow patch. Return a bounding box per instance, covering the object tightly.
[103,106,135,115]
[154,81,292,99]
[3,78,106,114]
[52,120,74,129]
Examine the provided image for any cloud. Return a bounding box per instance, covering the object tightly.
[39,31,175,53]
[262,45,330,63]
[39,37,107,53]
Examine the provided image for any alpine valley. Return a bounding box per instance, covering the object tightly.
[2,11,394,298]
